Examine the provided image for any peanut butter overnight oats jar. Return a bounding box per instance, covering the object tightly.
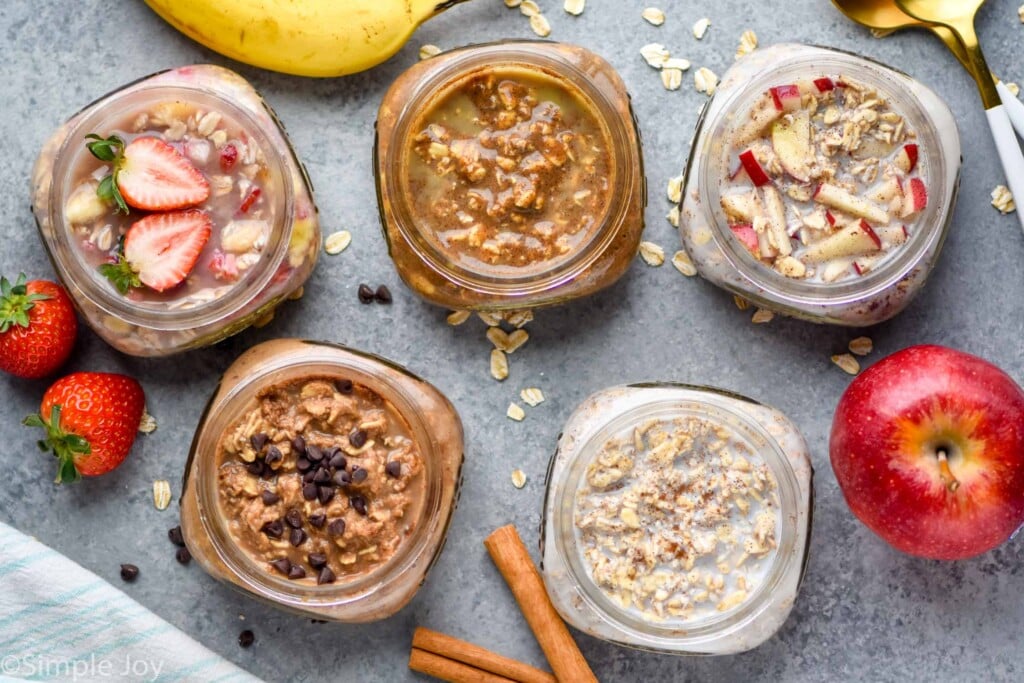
[375,41,645,311]
[678,44,960,326]
[31,65,319,356]
[180,339,464,622]
[541,384,813,654]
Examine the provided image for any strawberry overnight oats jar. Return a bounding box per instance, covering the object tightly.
[31,65,319,356]
[678,44,960,326]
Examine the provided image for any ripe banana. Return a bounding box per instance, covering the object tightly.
[142,0,467,78]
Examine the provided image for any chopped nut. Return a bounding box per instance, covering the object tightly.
[751,308,774,324]
[563,0,585,16]
[692,17,711,39]
[694,67,719,95]
[832,353,860,375]
[639,241,665,266]
[511,469,528,488]
[640,43,671,68]
[641,7,665,25]
[138,411,157,434]
[529,13,551,36]
[992,184,1016,214]
[446,310,471,326]
[661,68,683,91]
[507,402,526,421]
[419,44,442,60]
[666,175,684,203]
[324,230,352,255]
[490,349,509,381]
[848,336,873,356]
[520,387,545,406]
[671,250,697,277]
[736,30,758,59]
[666,205,680,227]
[153,480,172,511]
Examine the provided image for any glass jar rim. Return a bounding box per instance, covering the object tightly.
[48,83,294,330]
[695,47,952,306]
[381,41,640,295]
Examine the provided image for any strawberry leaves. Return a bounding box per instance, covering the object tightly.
[0,274,52,333]
[98,238,141,294]
[85,133,129,215]
[23,405,91,484]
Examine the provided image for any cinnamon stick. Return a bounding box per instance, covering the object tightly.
[484,525,598,683]
[409,647,516,683]
[413,627,556,683]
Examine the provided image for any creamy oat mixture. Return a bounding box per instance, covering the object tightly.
[216,376,424,585]
[574,415,780,622]
[720,75,927,283]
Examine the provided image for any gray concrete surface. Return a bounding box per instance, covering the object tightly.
[2,0,1024,681]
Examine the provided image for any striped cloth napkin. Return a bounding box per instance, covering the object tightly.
[0,521,260,682]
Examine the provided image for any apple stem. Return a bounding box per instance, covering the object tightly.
[936,449,960,493]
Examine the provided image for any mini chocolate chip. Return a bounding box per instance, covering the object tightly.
[245,461,263,476]
[350,495,368,516]
[261,462,275,479]
[349,429,368,448]
[385,461,402,478]
[288,564,307,579]
[308,512,326,528]
[336,379,354,394]
[292,435,306,454]
[120,564,139,582]
[289,528,307,547]
[351,467,368,484]
[270,558,291,575]
[250,433,269,452]
[328,452,347,469]
[302,483,318,501]
[285,509,303,529]
[303,470,316,484]
[306,445,324,462]
[317,486,336,505]
[374,285,392,304]
[317,566,336,585]
[261,490,281,505]
[296,457,312,473]
[168,526,185,547]
[264,446,282,467]
[175,547,192,565]
[313,467,332,484]
[308,553,328,569]
[327,519,346,536]
[261,520,284,539]
[238,630,255,648]
[357,284,375,304]
[333,470,351,486]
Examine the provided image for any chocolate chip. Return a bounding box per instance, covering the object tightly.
[349,428,368,448]
[308,512,326,528]
[303,470,316,484]
[250,433,268,452]
[357,284,375,304]
[261,462,275,479]
[333,470,351,486]
[317,486,336,505]
[264,446,282,467]
[289,528,307,547]
[336,379,354,394]
[270,558,291,575]
[317,566,336,585]
[306,445,324,462]
[261,490,281,505]
[313,467,332,484]
[308,553,328,569]
[351,466,368,484]
[327,519,346,536]
[302,483,318,501]
[285,509,303,529]
[350,495,368,516]
[288,564,307,580]
[328,451,347,469]
[261,520,284,539]
[291,435,306,454]
[168,526,185,547]
[245,461,263,476]
[120,564,139,582]
[175,547,192,565]
[374,285,392,304]
[296,457,312,473]
[385,461,402,478]
[238,630,255,648]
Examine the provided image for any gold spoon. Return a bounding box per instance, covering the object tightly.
[830,0,971,67]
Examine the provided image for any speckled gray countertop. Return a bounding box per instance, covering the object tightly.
[2,1,1024,681]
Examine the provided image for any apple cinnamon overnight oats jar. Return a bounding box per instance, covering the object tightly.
[180,339,464,622]
[679,44,960,326]
[31,65,319,356]
[541,384,813,654]
[375,41,645,311]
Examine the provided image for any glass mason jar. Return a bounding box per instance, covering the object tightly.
[540,383,813,655]
[679,44,961,326]
[31,65,320,356]
[374,41,646,311]
[179,339,464,622]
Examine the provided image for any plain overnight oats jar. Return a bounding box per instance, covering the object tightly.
[678,44,960,326]
[540,383,813,654]
[179,339,464,622]
[375,41,645,311]
[31,65,320,356]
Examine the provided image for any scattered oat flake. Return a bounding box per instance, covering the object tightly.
[848,336,873,356]
[564,0,585,16]
[1006,82,1020,97]
[506,329,529,352]
[1019,4,1024,22]
[751,308,773,324]
[663,57,691,71]
[253,309,275,328]
[671,250,697,277]
[153,480,172,511]
[507,403,526,421]
[832,353,860,375]
[490,349,509,381]
[736,30,757,59]
[733,295,751,311]
[419,44,442,60]
[478,311,504,327]
[324,230,351,255]
[530,13,552,37]
[661,68,683,91]
[519,0,539,15]
[640,43,670,68]
[641,7,665,25]
[288,286,304,301]
[505,0,522,6]
[446,310,471,326]
[505,309,534,328]
[521,387,545,406]
[666,205,680,227]
[639,241,665,266]
[692,18,711,39]
[992,185,1016,214]
[138,410,157,434]
[666,175,683,203]
[694,67,719,95]
[511,469,528,488]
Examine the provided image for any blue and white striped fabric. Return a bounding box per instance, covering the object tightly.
[0,522,261,682]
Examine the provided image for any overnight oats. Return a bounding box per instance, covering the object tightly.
[541,384,813,654]
[376,41,645,311]
[678,44,960,325]
[180,339,464,622]
[32,65,319,356]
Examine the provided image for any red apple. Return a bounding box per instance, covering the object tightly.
[769,85,802,111]
[738,149,771,186]
[729,223,759,253]
[901,177,928,217]
[895,143,919,174]
[813,77,836,92]
[830,345,1024,560]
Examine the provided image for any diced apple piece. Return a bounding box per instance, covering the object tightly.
[821,258,854,282]
[730,223,759,253]
[733,95,784,146]
[812,182,890,224]
[65,182,108,225]
[900,178,928,218]
[761,186,792,256]
[895,144,919,174]
[770,85,802,112]
[874,225,909,248]
[813,77,836,93]
[738,149,772,186]
[853,255,880,275]
[721,190,760,223]
[771,110,812,183]
[866,176,902,204]
[825,210,837,227]
[802,219,882,262]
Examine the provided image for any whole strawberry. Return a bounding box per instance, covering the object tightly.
[24,372,145,483]
[0,274,77,379]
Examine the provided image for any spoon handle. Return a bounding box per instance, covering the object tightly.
[985,105,1024,232]
[995,81,1024,140]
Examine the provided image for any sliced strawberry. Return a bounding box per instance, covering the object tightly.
[117,137,210,211]
[121,210,212,292]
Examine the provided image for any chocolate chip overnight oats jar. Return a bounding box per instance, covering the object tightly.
[375,41,646,311]
[179,339,464,622]
[31,65,319,356]
[678,44,960,326]
[541,383,813,654]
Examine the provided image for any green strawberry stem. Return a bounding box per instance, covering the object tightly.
[0,274,51,333]
[23,405,91,484]
[84,133,129,215]
[98,237,141,294]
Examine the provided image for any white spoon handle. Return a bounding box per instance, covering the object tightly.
[986,105,1024,233]
[996,81,1024,140]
